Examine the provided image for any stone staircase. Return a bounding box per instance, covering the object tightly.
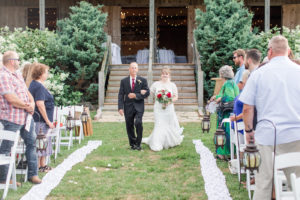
[103,63,199,111]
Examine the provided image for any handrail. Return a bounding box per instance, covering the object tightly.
[192,35,204,113]
[95,35,111,120]
[147,37,154,103]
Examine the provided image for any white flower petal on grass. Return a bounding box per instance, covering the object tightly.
[84,166,90,169]
[92,167,97,172]
[78,169,81,173]
[107,163,111,167]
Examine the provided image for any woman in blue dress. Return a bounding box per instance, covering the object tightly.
[29,63,55,172]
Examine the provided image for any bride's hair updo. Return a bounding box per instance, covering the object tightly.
[161,66,171,76]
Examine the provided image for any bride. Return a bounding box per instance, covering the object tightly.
[142,66,184,151]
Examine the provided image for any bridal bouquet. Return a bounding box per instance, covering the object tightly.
[156,89,172,109]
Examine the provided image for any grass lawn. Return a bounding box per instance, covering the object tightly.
[2,114,249,200]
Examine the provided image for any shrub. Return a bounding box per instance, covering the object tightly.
[194,0,256,98]
[56,1,107,102]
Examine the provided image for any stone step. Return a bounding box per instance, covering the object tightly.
[110,64,195,70]
[106,87,196,93]
[108,80,196,85]
[107,83,196,87]
[102,103,199,112]
[109,75,195,81]
[109,70,194,76]
[96,111,201,122]
[105,98,198,104]
[106,92,197,97]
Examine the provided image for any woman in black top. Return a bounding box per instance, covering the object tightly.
[29,63,55,172]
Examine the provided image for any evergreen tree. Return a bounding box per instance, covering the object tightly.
[194,0,256,98]
[56,1,107,102]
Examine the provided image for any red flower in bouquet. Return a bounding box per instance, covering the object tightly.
[156,89,172,109]
[166,92,171,98]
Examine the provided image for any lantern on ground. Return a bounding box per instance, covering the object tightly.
[36,127,48,152]
[202,115,211,133]
[243,137,261,172]
[80,108,88,124]
[66,111,74,131]
[214,126,226,149]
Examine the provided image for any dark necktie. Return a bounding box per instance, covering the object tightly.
[132,78,135,92]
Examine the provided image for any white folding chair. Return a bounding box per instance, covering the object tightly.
[274,152,300,200]
[45,106,61,164]
[15,138,28,182]
[0,130,20,199]
[71,105,84,144]
[291,173,300,200]
[233,120,255,200]
[58,106,73,150]
[233,121,247,182]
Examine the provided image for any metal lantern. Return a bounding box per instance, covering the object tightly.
[243,137,261,172]
[36,127,48,152]
[214,126,226,148]
[80,108,88,123]
[202,115,211,133]
[205,101,210,116]
[66,111,74,131]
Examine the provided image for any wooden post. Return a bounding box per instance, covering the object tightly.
[264,0,270,32]
[149,0,156,63]
[39,0,45,30]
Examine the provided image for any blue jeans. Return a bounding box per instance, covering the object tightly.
[0,119,38,182]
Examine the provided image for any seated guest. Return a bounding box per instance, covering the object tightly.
[210,65,239,160]
[29,63,55,173]
[230,70,250,144]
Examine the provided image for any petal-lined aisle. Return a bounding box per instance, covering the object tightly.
[193,139,232,200]
[20,141,102,200]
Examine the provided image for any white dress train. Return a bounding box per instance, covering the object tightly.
[142,81,184,151]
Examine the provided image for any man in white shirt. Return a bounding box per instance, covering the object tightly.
[240,35,300,200]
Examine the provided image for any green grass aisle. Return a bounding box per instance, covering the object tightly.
[3,115,249,199]
[48,122,205,200]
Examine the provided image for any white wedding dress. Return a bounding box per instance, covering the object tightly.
[142,81,184,151]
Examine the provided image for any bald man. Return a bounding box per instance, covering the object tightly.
[118,62,150,151]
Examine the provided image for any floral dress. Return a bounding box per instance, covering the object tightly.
[216,79,239,156]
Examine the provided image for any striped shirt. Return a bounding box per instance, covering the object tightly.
[0,66,30,125]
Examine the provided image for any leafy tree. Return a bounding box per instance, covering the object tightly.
[56,1,107,103]
[194,0,256,98]
[255,26,300,59]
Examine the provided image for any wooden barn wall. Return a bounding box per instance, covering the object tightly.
[0,0,79,29]
[282,4,300,29]
[187,5,204,63]
[102,6,121,47]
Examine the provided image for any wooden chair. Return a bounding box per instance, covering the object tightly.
[0,130,20,199]
[274,152,300,200]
